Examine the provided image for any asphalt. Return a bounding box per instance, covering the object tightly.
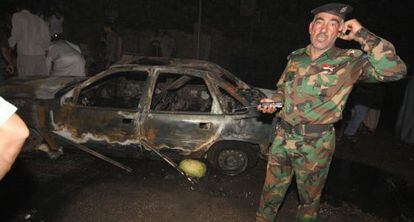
[0,127,413,222]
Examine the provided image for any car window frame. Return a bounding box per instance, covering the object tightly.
[71,66,150,112]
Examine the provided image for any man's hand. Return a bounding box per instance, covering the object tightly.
[257,98,278,114]
[338,19,363,41]
[6,64,14,75]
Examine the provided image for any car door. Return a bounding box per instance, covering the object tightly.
[53,69,149,148]
[140,68,225,153]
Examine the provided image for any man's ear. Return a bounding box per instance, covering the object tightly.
[308,21,314,35]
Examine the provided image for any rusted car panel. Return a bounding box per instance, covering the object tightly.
[0,76,85,99]
[0,56,275,175]
[52,105,141,145]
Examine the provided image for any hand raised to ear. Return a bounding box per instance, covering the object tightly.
[338,19,363,41]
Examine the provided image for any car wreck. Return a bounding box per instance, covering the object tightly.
[0,56,275,176]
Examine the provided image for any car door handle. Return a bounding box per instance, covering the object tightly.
[122,118,133,124]
[199,122,212,130]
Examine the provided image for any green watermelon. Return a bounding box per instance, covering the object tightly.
[179,159,207,178]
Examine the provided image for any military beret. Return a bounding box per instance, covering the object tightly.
[311,3,353,19]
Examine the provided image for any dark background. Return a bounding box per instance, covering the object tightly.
[1,0,413,129]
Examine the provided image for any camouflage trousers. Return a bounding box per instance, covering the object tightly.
[256,124,335,222]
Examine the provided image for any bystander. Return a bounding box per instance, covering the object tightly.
[8,0,50,76]
[46,34,86,76]
[102,22,122,68]
[0,22,14,81]
[395,72,414,146]
[343,83,384,142]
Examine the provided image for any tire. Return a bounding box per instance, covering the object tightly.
[207,141,258,176]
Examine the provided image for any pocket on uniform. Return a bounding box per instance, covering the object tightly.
[301,72,338,96]
[303,129,334,150]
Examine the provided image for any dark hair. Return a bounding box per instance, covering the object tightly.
[103,21,114,29]
[15,0,33,11]
[51,33,64,41]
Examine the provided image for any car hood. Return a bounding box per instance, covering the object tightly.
[0,76,86,99]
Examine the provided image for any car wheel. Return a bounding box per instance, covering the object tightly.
[207,142,258,176]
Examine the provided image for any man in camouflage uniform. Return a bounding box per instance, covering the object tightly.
[255,3,406,222]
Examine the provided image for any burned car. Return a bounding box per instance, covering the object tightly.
[0,56,275,176]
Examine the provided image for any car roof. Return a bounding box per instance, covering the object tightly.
[114,55,226,73]
[111,55,251,90]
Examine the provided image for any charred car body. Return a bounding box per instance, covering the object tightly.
[0,56,275,175]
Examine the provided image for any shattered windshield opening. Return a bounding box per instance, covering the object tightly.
[218,87,245,114]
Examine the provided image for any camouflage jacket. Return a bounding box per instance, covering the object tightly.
[272,27,407,125]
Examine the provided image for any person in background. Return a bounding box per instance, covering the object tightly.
[255,3,406,221]
[0,96,29,180]
[103,22,122,68]
[8,0,50,76]
[0,22,14,81]
[46,34,86,76]
[48,7,64,39]
[342,83,384,142]
[395,72,414,146]
[149,29,176,57]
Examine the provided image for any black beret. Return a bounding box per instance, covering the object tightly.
[311,3,353,19]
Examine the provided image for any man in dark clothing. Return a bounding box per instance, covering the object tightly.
[395,75,414,145]
[0,25,14,81]
[103,22,122,68]
[343,83,384,140]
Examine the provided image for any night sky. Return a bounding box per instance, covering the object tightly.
[1,0,412,75]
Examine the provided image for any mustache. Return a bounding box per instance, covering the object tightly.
[316,33,328,39]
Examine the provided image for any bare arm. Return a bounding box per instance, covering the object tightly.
[1,47,14,74]
[0,113,29,180]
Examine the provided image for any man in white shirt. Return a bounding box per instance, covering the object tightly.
[0,97,29,180]
[46,35,86,76]
[8,2,50,76]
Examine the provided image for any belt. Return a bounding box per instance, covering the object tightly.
[280,120,332,135]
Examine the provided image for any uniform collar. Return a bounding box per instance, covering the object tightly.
[305,45,339,60]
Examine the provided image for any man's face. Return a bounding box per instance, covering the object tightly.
[309,12,343,51]
[103,26,110,33]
